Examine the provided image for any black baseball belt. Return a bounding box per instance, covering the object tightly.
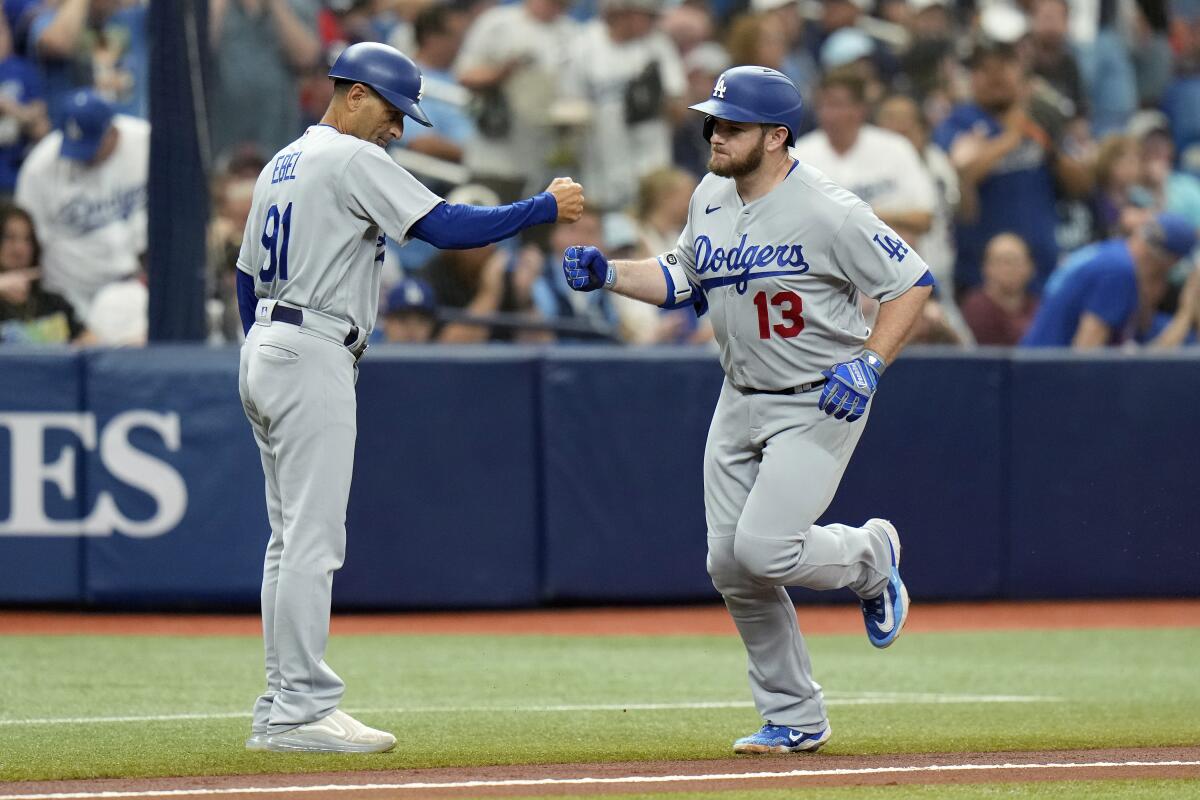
[269,303,368,361]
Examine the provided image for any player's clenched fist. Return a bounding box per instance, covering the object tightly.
[546,177,584,223]
[562,245,609,291]
[818,350,885,422]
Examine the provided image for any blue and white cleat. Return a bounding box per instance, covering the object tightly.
[733,723,831,754]
[861,518,909,648]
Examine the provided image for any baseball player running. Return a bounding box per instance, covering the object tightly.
[236,42,583,754]
[561,66,933,753]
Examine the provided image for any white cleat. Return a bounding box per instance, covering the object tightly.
[244,733,269,751]
[263,709,397,753]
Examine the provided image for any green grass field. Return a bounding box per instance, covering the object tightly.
[1,627,1198,794]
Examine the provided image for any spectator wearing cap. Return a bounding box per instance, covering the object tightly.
[0,7,48,198]
[380,276,437,344]
[454,0,578,202]
[0,202,83,343]
[802,0,864,61]
[209,0,321,162]
[561,0,686,211]
[1021,212,1198,347]
[1135,263,1200,347]
[960,232,1039,346]
[14,89,147,319]
[818,27,884,106]
[399,4,477,165]
[793,69,936,249]
[29,0,147,124]
[934,38,1092,293]
[802,0,898,84]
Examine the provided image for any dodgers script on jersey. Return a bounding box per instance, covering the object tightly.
[236,124,441,331]
[664,161,929,390]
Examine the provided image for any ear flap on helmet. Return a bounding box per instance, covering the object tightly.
[702,115,715,142]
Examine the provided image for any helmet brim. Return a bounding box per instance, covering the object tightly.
[688,98,768,124]
[375,85,433,128]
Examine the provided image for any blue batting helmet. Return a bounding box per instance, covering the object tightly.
[689,66,803,145]
[328,42,432,127]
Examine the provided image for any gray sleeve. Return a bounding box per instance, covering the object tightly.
[342,145,443,243]
[235,190,263,276]
[830,202,930,302]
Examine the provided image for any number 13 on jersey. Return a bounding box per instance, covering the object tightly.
[753,290,804,339]
[259,202,293,283]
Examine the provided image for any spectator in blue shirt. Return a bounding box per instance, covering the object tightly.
[401,3,477,165]
[1021,212,1198,348]
[0,8,49,195]
[934,38,1092,293]
[29,0,147,125]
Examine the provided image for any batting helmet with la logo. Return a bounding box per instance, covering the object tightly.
[690,66,804,146]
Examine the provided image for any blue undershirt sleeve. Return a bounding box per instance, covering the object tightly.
[409,192,558,250]
[236,270,256,336]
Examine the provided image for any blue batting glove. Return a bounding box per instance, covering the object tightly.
[818,350,885,422]
[562,245,609,292]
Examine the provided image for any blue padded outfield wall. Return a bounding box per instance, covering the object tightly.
[0,347,1197,607]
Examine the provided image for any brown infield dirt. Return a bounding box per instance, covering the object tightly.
[2,600,1198,799]
[4,748,1199,799]
[1,598,1198,637]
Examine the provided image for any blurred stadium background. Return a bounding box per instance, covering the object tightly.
[0,0,1197,609]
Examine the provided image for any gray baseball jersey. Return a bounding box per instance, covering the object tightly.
[236,124,441,333]
[661,161,929,390]
[664,158,923,739]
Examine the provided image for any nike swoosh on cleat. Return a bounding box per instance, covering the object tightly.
[787,730,806,743]
[877,585,896,634]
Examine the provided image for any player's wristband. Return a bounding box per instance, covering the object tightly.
[604,262,617,289]
[861,349,886,375]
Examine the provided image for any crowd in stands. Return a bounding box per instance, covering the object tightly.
[1,0,1199,350]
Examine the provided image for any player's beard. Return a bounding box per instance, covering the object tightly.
[708,131,767,178]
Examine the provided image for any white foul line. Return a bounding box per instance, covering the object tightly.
[0,693,1057,727]
[0,760,1196,799]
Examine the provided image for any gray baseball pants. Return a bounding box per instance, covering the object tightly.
[239,310,359,735]
[704,378,894,732]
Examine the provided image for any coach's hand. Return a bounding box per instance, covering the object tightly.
[547,177,584,223]
[818,351,885,422]
[562,245,609,292]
